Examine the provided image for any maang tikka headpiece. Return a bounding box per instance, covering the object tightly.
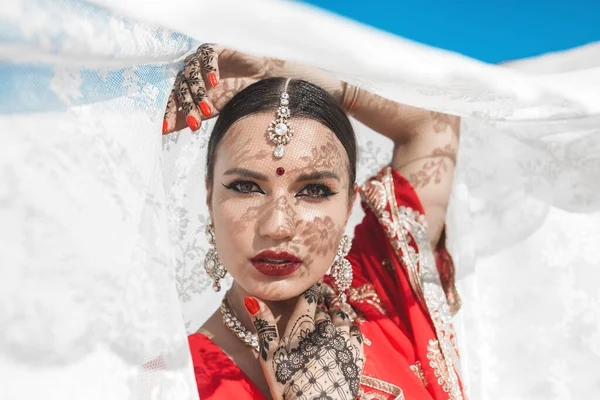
[267,78,293,158]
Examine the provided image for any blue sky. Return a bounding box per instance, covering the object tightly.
[301,0,600,63]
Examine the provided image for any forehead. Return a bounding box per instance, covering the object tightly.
[214,112,349,175]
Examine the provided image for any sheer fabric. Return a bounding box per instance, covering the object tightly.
[1,0,599,399]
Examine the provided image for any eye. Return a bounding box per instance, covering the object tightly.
[296,184,337,199]
[222,180,265,194]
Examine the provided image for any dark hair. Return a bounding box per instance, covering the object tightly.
[206,78,357,195]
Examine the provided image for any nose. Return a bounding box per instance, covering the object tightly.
[258,196,297,241]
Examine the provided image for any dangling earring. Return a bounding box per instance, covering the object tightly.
[330,234,353,303]
[204,224,226,292]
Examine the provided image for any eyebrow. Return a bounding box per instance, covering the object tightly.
[296,171,340,182]
[224,168,269,181]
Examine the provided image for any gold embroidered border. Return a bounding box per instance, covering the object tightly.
[410,361,428,387]
[360,167,464,400]
[427,339,452,393]
[347,283,387,316]
[360,376,405,400]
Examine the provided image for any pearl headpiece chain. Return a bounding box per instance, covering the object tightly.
[267,78,293,159]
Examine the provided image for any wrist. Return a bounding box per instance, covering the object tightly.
[341,82,361,116]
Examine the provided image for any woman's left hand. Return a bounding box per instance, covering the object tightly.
[245,284,365,400]
[162,43,277,134]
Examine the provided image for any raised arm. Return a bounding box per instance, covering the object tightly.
[351,90,460,248]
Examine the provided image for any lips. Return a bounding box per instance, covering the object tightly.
[250,250,302,277]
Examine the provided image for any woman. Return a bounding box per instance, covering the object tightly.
[165,45,463,400]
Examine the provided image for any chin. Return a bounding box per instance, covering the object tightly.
[243,275,318,302]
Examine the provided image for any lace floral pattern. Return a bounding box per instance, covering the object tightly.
[3,1,600,399]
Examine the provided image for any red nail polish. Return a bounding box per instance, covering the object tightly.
[199,101,212,118]
[187,115,199,131]
[162,120,169,135]
[244,296,260,315]
[208,72,218,88]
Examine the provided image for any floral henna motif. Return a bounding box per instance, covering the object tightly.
[163,92,175,121]
[329,306,350,321]
[198,43,217,74]
[303,283,321,305]
[254,318,278,361]
[350,325,363,345]
[175,73,194,116]
[273,317,363,400]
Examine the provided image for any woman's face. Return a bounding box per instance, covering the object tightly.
[209,112,355,301]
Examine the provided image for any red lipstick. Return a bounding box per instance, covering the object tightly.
[250,250,302,277]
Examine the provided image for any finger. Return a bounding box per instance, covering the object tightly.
[349,325,366,384]
[314,303,331,324]
[244,296,280,362]
[174,71,202,131]
[183,52,214,120]
[329,305,352,335]
[283,282,322,338]
[197,43,221,88]
[349,324,364,352]
[162,88,177,135]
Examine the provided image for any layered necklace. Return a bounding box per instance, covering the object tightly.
[220,293,259,352]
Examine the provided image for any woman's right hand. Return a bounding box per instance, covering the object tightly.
[244,284,365,400]
[162,44,280,134]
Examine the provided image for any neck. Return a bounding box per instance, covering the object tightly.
[227,282,298,335]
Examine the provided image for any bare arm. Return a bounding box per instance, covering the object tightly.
[352,91,460,247]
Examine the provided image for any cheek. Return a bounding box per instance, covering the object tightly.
[295,200,348,267]
[211,195,261,265]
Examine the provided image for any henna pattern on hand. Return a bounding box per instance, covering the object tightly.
[254,318,278,361]
[175,73,194,115]
[302,283,321,305]
[272,316,363,400]
[163,92,175,121]
[199,43,217,74]
[332,308,349,321]
[350,325,363,345]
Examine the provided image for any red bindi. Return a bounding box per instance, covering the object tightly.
[276,167,285,176]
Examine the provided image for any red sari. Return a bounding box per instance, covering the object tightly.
[188,167,464,399]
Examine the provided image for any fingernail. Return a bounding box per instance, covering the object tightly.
[208,72,218,88]
[187,115,199,131]
[244,296,260,315]
[199,101,212,118]
[162,120,169,135]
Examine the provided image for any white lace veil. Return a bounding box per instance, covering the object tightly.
[1,0,599,399]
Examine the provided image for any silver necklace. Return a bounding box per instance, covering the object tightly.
[220,294,259,352]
